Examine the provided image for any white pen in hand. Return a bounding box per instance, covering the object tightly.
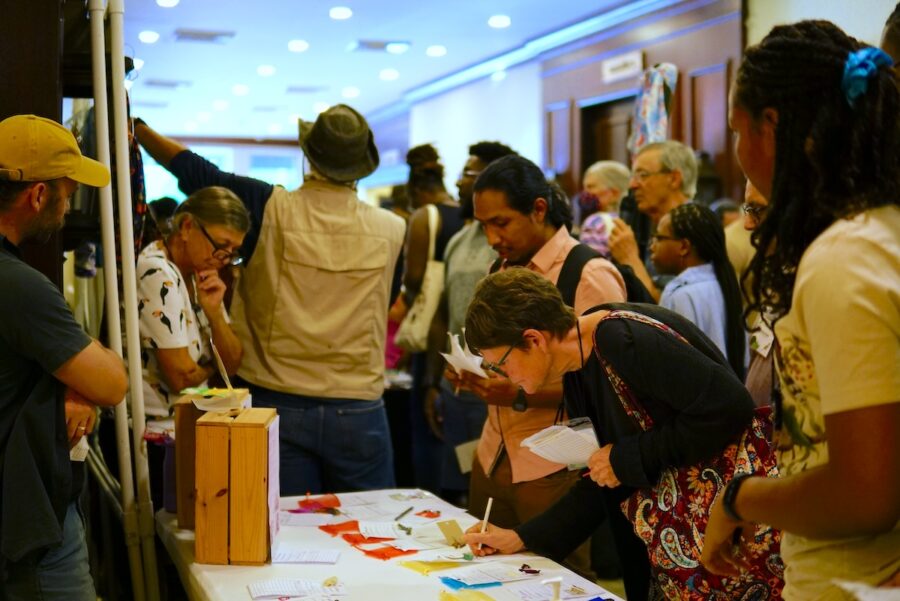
[477,497,493,551]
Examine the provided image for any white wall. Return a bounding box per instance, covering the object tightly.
[409,62,543,193]
[747,0,894,46]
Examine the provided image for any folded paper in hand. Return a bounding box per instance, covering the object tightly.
[440,330,488,378]
[521,421,599,466]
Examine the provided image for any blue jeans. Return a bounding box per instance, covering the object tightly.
[439,378,488,492]
[248,384,396,495]
[1,502,95,601]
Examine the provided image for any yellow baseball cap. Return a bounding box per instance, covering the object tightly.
[0,114,110,187]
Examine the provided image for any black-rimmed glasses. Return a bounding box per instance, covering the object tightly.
[196,221,243,266]
[741,203,768,220]
[482,342,516,378]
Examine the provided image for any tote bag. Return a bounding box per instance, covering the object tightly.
[595,310,784,600]
[395,204,444,353]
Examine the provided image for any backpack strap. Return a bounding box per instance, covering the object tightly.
[557,244,599,307]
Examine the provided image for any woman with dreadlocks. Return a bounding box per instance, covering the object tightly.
[701,20,900,598]
[651,203,746,378]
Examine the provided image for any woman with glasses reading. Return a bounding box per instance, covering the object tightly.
[137,186,249,418]
[651,203,746,378]
[462,268,781,599]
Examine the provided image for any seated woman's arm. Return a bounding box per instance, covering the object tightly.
[597,318,754,488]
[154,347,215,393]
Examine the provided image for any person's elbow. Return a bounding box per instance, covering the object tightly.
[95,363,129,407]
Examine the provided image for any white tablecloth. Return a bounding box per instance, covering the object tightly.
[156,488,623,601]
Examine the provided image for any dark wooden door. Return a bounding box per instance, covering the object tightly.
[580,97,634,175]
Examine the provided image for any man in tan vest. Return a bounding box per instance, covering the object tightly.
[135,105,405,495]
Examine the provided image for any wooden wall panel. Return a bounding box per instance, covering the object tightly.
[544,102,575,192]
[687,62,738,200]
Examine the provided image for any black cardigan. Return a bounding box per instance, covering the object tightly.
[516,302,754,561]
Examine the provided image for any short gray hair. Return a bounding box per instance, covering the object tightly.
[637,141,698,198]
[584,160,630,204]
[170,186,251,235]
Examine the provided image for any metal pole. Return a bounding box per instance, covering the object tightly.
[87,1,146,599]
[107,0,160,598]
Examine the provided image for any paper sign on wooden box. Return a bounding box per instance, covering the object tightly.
[194,407,279,565]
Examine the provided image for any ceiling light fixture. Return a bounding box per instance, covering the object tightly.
[232,84,250,96]
[329,6,353,20]
[138,30,160,44]
[133,58,145,70]
[257,65,276,77]
[212,99,229,111]
[288,39,310,53]
[385,42,410,55]
[341,86,360,99]
[491,70,507,82]
[425,45,447,58]
[487,15,511,29]
[379,68,399,81]
[313,102,330,114]
[156,0,179,7]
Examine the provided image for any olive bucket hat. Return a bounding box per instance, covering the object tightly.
[298,104,379,182]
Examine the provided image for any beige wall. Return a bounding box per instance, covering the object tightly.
[747,0,894,46]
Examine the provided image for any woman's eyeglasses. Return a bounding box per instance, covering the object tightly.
[741,203,768,220]
[197,221,243,266]
[482,342,516,378]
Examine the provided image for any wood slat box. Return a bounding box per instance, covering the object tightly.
[194,407,279,565]
[174,389,250,529]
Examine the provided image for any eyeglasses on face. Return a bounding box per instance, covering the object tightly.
[741,203,768,220]
[482,342,517,378]
[460,169,482,179]
[631,168,672,183]
[196,221,243,266]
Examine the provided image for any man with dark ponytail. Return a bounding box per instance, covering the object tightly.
[701,20,900,598]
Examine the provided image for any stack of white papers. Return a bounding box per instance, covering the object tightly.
[440,562,542,586]
[521,425,599,466]
[271,543,340,564]
[440,331,488,378]
[247,578,346,599]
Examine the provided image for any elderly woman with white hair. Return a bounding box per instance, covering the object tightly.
[578,160,631,257]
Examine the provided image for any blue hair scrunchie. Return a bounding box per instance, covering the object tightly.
[841,47,894,107]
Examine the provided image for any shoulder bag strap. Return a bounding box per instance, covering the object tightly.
[557,244,599,308]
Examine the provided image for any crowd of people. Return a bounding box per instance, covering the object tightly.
[0,8,897,601]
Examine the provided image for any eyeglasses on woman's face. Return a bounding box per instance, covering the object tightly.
[481,342,517,378]
[741,203,768,220]
[196,221,243,266]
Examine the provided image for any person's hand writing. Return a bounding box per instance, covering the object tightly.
[586,444,621,487]
[608,218,640,265]
[700,496,753,577]
[196,269,226,317]
[463,522,525,556]
[65,387,97,449]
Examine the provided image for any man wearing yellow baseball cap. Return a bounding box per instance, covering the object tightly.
[0,114,126,599]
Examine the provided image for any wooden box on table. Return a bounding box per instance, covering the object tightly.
[173,388,250,529]
[194,407,280,565]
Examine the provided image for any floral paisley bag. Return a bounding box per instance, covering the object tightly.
[595,310,784,600]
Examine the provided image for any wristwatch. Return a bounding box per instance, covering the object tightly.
[722,473,751,522]
[512,388,528,412]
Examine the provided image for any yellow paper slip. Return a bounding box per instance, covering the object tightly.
[398,560,467,576]
[439,591,496,601]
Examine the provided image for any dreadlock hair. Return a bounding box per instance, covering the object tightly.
[735,20,900,325]
[474,155,573,231]
[669,203,745,378]
[883,3,900,59]
[469,141,517,165]
[406,144,446,201]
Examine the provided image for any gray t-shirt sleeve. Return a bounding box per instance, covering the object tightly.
[0,263,91,373]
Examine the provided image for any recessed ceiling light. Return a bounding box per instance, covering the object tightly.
[341,86,360,99]
[212,99,229,111]
[329,6,352,20]
[425,45,447,58]
[267,123,283,135]
[184,121,198,132]
[288,39,310,53]
[138,30,160,44]
[196,111,211,123]
[491,70,507,82]
[385,42,410,55]
[313,101,330,114]
[487,15,511,29]
[133,58,145,70]
[379,68,399,81]
[156,0,179,7]
[232,84,250,96]
[257,64,276,77]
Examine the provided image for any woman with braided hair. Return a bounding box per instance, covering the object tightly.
[701,20,900,598]
[651,203,746,378]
